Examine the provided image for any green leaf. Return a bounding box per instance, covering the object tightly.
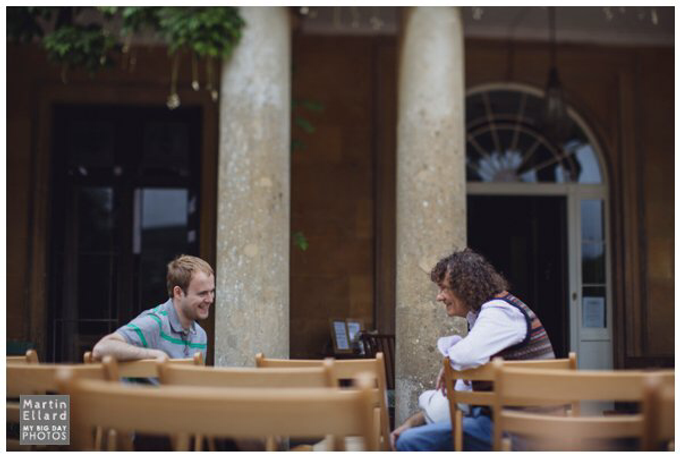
[291,139,306,152]
[293,231,309,251]
[294,117,315,134]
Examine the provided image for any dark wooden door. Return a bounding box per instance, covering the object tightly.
[49,104,202,362]
[467,195,569,358]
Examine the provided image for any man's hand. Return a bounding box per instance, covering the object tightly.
[146,348,169,362]
[389,412,425,450]
[92,333,168,362]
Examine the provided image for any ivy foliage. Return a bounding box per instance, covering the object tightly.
[43,24,118,73]
[7,6,245,73]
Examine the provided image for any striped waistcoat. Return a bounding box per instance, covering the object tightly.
[473,292,555,392]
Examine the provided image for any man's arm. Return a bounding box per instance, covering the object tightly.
[91,332,167,362]
[389,411,426,450]
[445,302,527,370]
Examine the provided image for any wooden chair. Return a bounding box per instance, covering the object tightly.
[255,352,391,450]
[360,333,395,390]
[83,350,203,378]
[158,360,335,450]
[6,359,119,450]
[58,370,378,451]
[7,349,39,364]
[492,359,675,451]
[642,374,675,451]
[442,352,578,451]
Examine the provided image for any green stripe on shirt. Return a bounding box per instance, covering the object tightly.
[159,332,207,349]
[126,324,148,348]
[147,312,207,349]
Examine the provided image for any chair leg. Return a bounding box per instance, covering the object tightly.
[454,410,463,451]
[94,427,104,451]
[106,429,117,451]
[194,434,204,451]
[173,433,191,451]
[265,436,277,451]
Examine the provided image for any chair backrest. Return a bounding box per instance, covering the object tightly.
[83,351,203,378]
[158,359,335,388]
[7,361,118,397]
[642,375,675,451]
[359,333,395,390]
[492,359,674,450]
[7,360,118,429]
[7,349,39,364]
[443,353,577,451]
[255,352,390,450]
[58,370,378,451]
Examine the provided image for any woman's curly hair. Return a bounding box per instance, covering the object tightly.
[430,248,508,312]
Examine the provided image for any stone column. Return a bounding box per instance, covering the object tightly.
[395,6,467,424]
[214,7,291,367]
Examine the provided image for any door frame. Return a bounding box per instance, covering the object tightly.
[466,83,612,369]
[31,82,218,362]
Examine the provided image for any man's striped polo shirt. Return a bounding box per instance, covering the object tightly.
[116,298,208,360]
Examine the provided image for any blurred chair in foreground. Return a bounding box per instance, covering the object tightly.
[83,350,202,378]
[58,370,378,451]
[158,359,336,450]
[642,375,675,451]
[255,352,390,450]
[492,359,674,451]
[7,359,118,450]
[7,349,39,364]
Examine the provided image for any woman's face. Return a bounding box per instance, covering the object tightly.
[436,274,469,318]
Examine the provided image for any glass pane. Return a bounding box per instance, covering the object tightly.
[142,121,190,175]
[581,200,604,242]
[138,252,177,311]
[77,254,116,319]
[574,143,602,184]
[141,188,189,252]
[466,93,486,130]
[487,90,523,119]
[465,89,604,185]
[582,242,606,284]
[582,286,606,328]
[77,187,115,251]
[68,121,115,169]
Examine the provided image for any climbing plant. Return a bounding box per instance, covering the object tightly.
[7,6,244,101]
[8,6,316,251]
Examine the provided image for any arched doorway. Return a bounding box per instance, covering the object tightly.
[465,84,612,369]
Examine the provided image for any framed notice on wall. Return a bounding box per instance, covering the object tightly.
[329,318,365,354]
[330,319,352,354]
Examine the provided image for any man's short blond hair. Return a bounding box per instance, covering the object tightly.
[167,255,214,297]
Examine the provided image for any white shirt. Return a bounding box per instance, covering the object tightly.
[438,299,528,373]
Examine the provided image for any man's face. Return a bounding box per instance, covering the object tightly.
[176,271,215,322]
[436,273,468,318]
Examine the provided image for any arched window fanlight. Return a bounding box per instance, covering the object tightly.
[466,88,603,184]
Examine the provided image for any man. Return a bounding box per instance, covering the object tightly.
[92,255,214,363]
[391,248,555,451]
